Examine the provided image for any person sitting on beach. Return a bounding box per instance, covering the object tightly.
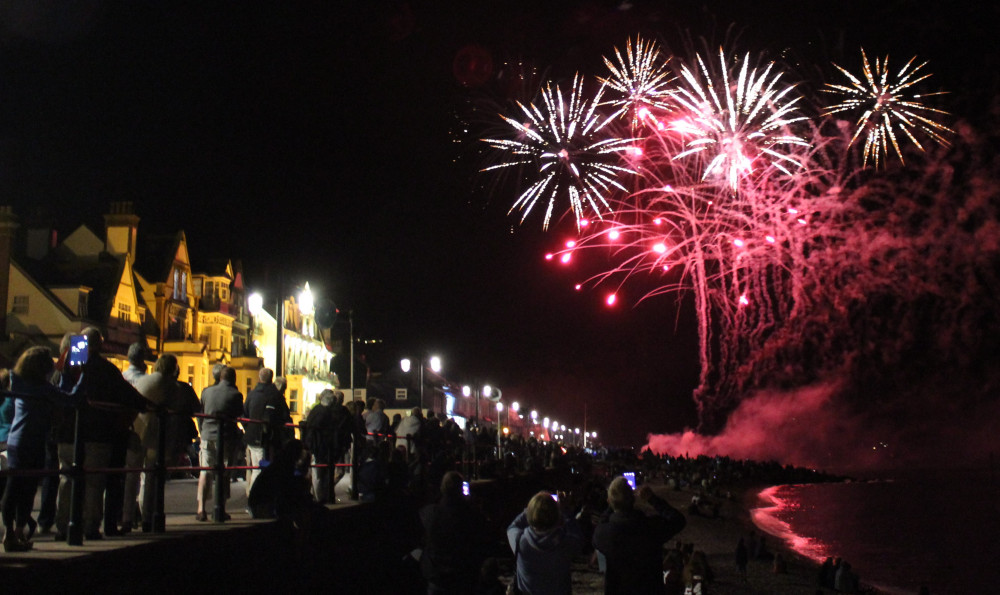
[772,552,787,574]
[682,550,713,594]
[593,478,687,595]
[834,560,860,593]
[735,537,749,582]
[662,549,685,595]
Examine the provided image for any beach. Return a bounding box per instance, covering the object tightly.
[505,479,859,595]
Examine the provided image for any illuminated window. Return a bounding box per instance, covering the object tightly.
[289,389,298,413]
[118,303,132,321]
[12,295,29,314]
[187,364,195,386]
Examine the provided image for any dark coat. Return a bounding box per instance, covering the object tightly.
[303,403,334,462]
[419,495,490,594]
[592,494,687,595]
[243,382,291,450]
[70,355,149,444]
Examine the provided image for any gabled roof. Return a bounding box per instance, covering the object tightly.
[21,251,127,323]
[133,230,188,282]
[56,224,104,260]
[9,259,82,322]
[190,257,233,279]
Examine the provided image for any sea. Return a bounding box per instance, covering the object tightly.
[749,466,1000,594]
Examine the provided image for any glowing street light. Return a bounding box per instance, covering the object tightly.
[401,354,442,412]
[248,292,264,316]
[298,282,314,316]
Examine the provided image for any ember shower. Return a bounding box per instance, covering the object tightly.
[482,36,1000,450]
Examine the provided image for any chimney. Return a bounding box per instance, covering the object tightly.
[0,206,20,338]
[104,201,139,259]
[25,225,57,260]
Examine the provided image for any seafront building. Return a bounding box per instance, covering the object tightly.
[0,202,337,423]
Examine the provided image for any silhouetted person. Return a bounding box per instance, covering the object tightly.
[419,471,489,594]
[196,366,243,521]
[592,479,686,595]
[736,537,749,582]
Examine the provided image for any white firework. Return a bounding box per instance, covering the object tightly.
[482,74,637,229]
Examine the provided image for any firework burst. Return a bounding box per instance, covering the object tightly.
[823,48,953,167]
[598,35,675,130]
[667,48,811,191]
[482,75,637,229]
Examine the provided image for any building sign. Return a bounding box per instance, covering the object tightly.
[395,388,408,401]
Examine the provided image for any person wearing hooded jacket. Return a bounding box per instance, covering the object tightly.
[506,491,584,595]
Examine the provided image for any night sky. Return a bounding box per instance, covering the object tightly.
[1,1,996,451]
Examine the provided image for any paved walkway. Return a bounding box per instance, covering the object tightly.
[1,476,359,566]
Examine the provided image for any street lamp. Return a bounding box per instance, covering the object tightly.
[298,283,314,317]
[495,401,504,454]
[401,355,442,412]
[462,383,494,426]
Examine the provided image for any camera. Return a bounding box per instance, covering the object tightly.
[68,334,89,367]
[462,481,470,497]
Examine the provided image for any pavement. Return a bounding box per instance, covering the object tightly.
[1,475,367,589]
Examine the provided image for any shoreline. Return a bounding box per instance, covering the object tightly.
[662,480,889,595]
[504,477,872,594]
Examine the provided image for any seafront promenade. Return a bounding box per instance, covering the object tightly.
[1,471,860,595]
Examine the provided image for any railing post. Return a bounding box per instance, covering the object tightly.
[67,407,85,546]
[213,418,226,522]
[152,408,167,532]
[349,437,358,501]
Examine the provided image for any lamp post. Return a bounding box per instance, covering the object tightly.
[495,401,504,456]
[462,383,494,479]
[402,355,441,413]
[510,401,519,436]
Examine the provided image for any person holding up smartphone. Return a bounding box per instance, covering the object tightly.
[592,478,687,595]
[506,491,584,594]
[2,347,83,551]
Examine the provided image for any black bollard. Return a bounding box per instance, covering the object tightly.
[152,408,167,532]
[67,408,85,546]
[212,421,226,522]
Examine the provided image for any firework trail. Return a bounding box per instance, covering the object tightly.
[823,48,953,167]
[482,74,638,230]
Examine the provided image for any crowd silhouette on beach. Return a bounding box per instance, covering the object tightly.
[0,333,930,593]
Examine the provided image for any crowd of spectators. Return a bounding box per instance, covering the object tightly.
[2,337,868,595]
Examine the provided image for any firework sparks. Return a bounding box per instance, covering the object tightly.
[598,36,675,129]
[482,74,637,229]
[823,48,953,167]
[668,48,810,191]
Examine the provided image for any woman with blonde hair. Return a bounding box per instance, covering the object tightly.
[506,491,584,594]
